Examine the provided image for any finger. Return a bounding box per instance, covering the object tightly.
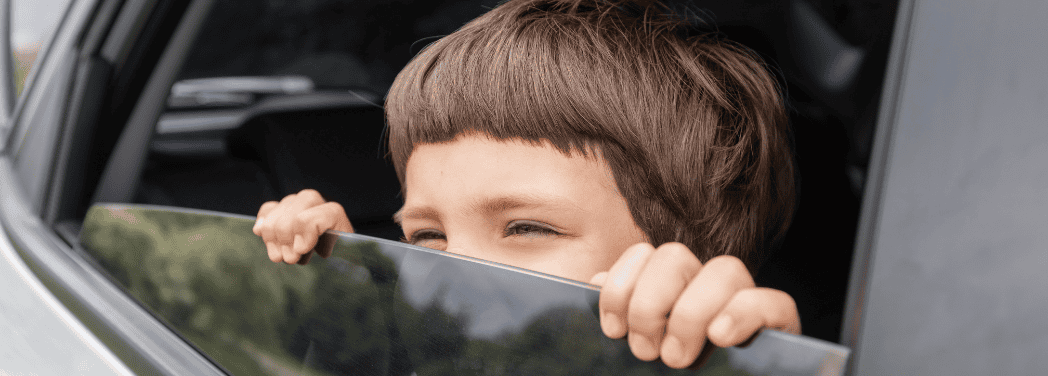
[271,191,325,246]
[626,243,701,361]
[254,201,279,235]
[282,243,301,264]
[255,202,280,236]
[293,202,350,257]
[599,243,655,339]
[589,271,608,286]
[265,241,281,263]
[661,255,754,369]
[291,189,327,207]
[707,288,800,348]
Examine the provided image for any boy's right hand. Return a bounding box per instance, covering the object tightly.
[253,189,354,264]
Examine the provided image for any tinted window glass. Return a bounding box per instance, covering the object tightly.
[130,0,902,347]
[80,204,849,375]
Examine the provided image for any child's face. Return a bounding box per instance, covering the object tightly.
[396,134,648,282]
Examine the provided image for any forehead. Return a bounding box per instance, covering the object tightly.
[400,134,621,212]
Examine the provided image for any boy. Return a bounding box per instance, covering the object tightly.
[253,0,800,369]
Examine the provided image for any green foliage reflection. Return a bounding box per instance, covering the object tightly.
[82,207,327,375]
[81,206,745,375]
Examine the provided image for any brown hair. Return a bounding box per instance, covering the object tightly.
[385,0,795,272]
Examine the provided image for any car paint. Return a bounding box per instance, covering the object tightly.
[841,0,1048,374]
[0,187,130,375]
[1,0,228,374]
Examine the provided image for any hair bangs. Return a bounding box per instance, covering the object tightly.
[383,0,796,270]
[385,8,656,183]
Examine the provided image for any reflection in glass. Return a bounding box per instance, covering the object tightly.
[80,204,847,375]
[11,0,73,95]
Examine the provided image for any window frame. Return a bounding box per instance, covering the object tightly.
[838,0,915,374]
[0,0,227,374]
[0,0,75,147]
[0,0,929,374]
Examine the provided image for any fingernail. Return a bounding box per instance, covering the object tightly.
[293,235,304,252]
[712,315,734,338]
[602,312,624,337]
[612,246,650,286]
[628,333,658,360]
[590,271,608,286]
[661,335,684,365]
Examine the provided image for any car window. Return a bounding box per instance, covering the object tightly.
[80,204,849,375]
[112,0,901,357]
[11,0,74,96]
[135,0,506,241]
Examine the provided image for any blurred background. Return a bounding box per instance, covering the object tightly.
[11,0,73,94]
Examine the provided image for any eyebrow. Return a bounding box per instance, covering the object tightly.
[471,194,557,216]
[393,193,582,224]
[392,206,439,225]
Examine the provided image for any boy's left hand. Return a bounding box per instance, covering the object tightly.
[590,242,800,369]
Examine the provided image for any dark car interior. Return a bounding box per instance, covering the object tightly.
[52,0,899,346]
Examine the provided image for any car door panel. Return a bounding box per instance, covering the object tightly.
[0,191,128,375]
[0,0,230,373]
[0,158,225,374]
[846,0,1048,374]
[79,203,851,376]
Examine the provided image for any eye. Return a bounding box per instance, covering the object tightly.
[503,220,561,239]
[404,229,447,248]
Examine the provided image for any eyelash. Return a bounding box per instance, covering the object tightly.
[503,220,561,238]
[402,229,446,245]
[401,221,562,244]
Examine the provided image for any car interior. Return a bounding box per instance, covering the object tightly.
[46,0,899,347]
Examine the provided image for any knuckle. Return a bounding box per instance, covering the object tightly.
[666,302,704,329]
[654,243,701,272]
[762,288,799,315]
[259,220,277,238]
[706,255,753,287]
[733,289,765,311]
[298,189,324,203]
[599,285,630,312]
[290,211,310,229]
[627,301,667,332]
[330,202,348,217]
[707,255,747,272]
[257,216,271,231]
[257,201,278,215]
[654,242,693,261]
[628,315,665,335]
[295,211,318,231]
[275,220,296,240]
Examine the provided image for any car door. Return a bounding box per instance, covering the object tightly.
[840,0,1048,374]
[0,0,227,374]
